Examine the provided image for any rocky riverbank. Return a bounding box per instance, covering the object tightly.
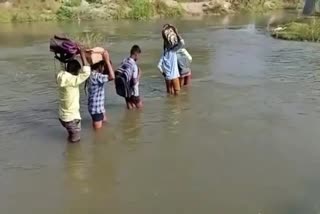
[0,0,299,22]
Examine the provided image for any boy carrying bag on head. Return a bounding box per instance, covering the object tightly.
[86,47,115,130]
[56,49,91,143]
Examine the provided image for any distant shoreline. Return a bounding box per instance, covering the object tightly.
[0,0,299,23]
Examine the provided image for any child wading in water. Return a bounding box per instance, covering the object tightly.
[158,25,184,95]
[177,47,192,87]
[86,47,115,129]
[115,45,142,109]
[57,49,91,143]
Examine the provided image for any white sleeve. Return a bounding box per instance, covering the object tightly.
[157,57,163,73]
[182,49,192,62]
[132,64,138,79]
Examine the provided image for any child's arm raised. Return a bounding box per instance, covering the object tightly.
[103,51,115,81]
[58,49,91,87]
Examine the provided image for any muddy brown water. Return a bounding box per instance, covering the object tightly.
[1,12,320,214]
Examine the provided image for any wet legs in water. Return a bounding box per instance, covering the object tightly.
[165,78,180,95]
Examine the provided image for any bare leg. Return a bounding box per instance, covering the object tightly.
[174,88,180,96]
[179,77,185,87]
[126,99,134,109]
[136,101,143,108]
[170,84,175,95]
[126,101,133,109]
[92,121,103,130]
[136,97,143,109]
[173,78,180,96]
[165,79,170,94]
[184,74,191,86]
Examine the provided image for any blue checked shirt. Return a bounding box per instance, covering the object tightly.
[87,71,109,115]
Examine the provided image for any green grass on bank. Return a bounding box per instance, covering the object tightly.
[0,0,298,23]
[69,32,106,48]
[55,0,182,21]
[127,0,155,19]
[0,0,59,22]
[0,8,57,22]
[272,20,320,42]
[123,0,182,19]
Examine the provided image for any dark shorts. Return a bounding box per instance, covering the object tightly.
[90,113,104,122]
[125,96,141,106]
[59,119,81,143]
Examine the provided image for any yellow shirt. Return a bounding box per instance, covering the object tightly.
[57,66,91,122]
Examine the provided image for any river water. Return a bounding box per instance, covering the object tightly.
[1,12,320,214]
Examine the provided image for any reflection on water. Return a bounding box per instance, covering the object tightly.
[118,110,143,146]
[64,142,119,213]
[64,144,90,195]
[2,12,320,214]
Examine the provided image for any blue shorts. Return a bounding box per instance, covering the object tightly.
[90,113,104,122]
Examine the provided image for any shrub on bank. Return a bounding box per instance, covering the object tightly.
[271,20,320,42]
[0,0,58,22]
[154,0,183,17]
[0,9,12,23]
[56,6,74,20]
[127,0,155,19]
[123,0,183,19]
[69,32,106,48]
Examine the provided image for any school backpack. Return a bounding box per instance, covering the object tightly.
[162,24,179,48]
[115,74,131,98]
[115,58,135,98]
[49,35,79,63]
[177,48,192,75]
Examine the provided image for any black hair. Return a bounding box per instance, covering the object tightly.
[130,45,141,56]
[66,59,81,76]
[91,61,105,73]
[90,60,113,74]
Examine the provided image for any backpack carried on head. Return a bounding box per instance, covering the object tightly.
[162,24,179,49]
[50,35,79,63]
